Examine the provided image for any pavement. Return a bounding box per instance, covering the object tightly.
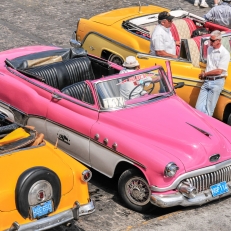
[1,1,231,231]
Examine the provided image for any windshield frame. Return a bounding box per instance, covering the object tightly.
[93,66,174,111]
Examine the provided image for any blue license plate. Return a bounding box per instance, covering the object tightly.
[31,200,53,219]
[210,181,229,197]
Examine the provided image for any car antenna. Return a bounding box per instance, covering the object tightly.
[138,1,142,13]
[55,137,59,149]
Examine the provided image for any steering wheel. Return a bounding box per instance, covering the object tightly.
[128,81,155,100]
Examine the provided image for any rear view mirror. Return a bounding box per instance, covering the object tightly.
[174,82,184,89]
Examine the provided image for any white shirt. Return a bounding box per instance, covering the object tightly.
[206,45,230,77]
[150,24,176,56]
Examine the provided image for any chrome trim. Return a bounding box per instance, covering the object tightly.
[150,159,231,192]
[90,138,146,170]
[6,200,94,231]
[112,142,117,150]
[186,122,211,137]
[79,199,95,216]
[70,31,82,48]
[6,207,78,231]
[103,138,108,145]
[81,170,92,182]
[81,31,141,54]
[150,181,231,208]
[94,134,100,140]
[164,162,179,177]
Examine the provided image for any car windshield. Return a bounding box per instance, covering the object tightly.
[95,67,172,110]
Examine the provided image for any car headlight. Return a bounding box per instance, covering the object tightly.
[164,162,179,177]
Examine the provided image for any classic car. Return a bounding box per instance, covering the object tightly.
[70,5,231,125]
[0,113,94,230]
[0,45,231,214]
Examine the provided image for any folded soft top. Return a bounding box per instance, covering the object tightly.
[5,47,87,70]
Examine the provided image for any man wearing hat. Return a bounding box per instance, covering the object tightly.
[119,56,140,74]
[119,56,151,100]
[204,0,231,29]
[150,11,180,58]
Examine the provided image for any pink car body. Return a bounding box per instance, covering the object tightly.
[0,45,231,212]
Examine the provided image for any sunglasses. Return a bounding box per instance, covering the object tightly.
[210,38,219,43]
[167,19,173,22]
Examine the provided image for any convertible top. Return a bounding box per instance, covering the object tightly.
[5,47,87,70]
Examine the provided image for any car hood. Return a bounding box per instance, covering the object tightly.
[90,5,166,26]
[99,96,231,172]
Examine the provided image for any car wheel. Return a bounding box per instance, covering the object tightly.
[227,113,231,126]
[15,167,61,219]
[118,169,152,212]
[108,53,123,66]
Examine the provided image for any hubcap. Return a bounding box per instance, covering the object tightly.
[108,54,123,66]
[125,177,151,206]
[28,180,53,206]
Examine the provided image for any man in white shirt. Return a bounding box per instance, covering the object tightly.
[119,56,152,100]
[195,30,230,116]
[150,11,180,58]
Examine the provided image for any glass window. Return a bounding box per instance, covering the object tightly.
[96,68,172,110]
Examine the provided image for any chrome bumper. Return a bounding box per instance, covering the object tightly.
[70,31,82,48]
[79,199,95,216]
[150,183,231,208]
[7,200,95,231]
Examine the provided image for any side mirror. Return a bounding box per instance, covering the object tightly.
[174,82,184,89]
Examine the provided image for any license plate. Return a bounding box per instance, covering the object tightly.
[210,181,229,197]
[31,200,53,219]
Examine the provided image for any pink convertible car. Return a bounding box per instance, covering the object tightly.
[0,45,231,212]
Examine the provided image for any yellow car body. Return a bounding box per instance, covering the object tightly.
[0,116,94,230]
[70,5,231,124]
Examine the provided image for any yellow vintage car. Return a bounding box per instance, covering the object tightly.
[70,5,231,125]
[0,113,94,230]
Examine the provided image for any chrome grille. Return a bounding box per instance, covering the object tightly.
[185,165,231,193]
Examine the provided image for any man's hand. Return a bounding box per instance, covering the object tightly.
[199,71,205,80]
[175,41,181,46]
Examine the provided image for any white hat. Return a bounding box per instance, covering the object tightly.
[122,56,140,68]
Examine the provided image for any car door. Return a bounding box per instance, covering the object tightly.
[45,82,99,166]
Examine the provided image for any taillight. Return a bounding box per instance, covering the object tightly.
[81,170,92,182]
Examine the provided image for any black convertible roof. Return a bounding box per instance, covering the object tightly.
[5,47,87,70]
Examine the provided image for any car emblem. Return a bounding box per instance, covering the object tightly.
[57,130,70,145]
[37,190,46,201]
[209,154,220,162]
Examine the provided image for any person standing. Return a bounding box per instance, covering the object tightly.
[194,0,209,7]
[150,11,180,58]
[195,30,230,116]
[204,0,231,28]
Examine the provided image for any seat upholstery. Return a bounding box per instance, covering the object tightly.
[61,81,94,104]
[171,19,197,41]
[26,57,95,90]
[187,37,201,67]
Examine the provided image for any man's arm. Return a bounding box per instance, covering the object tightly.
[156,50,177,59]
[199,69,224,79]
[204,8,215,21]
